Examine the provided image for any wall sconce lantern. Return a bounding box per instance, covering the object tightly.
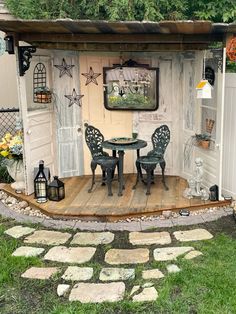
[48,176,65,201]
[34,160,48,203]
[4,35,14,54]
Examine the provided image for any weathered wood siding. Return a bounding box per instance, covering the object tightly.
[80,54,133,175]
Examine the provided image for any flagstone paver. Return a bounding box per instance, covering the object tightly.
[44,246,96,264]
[57,284,70,297]
[12,246,45,257]
[99,268,135,281]
[173,228,213,242]
[69,282,125,303]
[184,250,203,259]
[4,225,35,238]
[129,231,171,245]
[142,269,164,280]
[21,267,60,280]
[71,232,114,245]
[105,248,149,265]
[62,266,93,281]
[130,285,140,296]
[166,264,181,273]
[132,287,158,302]
[24,230,71,245]
[153,247,194,261]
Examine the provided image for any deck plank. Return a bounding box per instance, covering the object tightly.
[1,175,230,220]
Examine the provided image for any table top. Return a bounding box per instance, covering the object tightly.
[102,139,147,151]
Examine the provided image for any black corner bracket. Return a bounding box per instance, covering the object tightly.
[18,46,36,76]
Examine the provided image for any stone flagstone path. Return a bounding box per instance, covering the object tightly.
[5,226,214,303]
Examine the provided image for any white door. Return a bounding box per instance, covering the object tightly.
[53,52,84,178]
[16,54,57,195]
[181,49,226,199]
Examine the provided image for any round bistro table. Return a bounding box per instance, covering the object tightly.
[101,139,147,196]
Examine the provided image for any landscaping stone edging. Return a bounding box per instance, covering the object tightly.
[0,201,233,231]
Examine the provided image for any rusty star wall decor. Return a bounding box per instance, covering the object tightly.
[81,67,101,85]
[54,58,74,78]
[64,88,84,107]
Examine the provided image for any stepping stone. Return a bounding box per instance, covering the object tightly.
[173,229,213,242]
[4,226,35,239]
[132,287,158,302]
[166,264,181,273]
[105,248,149,265]
[12,246,45,257]
[142,269,164,280]
[153,247,193,261]
[44,246,96,264]
[57,284,70,297]
[21,267,60,280]
[71,232,114,245]
[184,250,203,260]
[69,282,125,303]
[62,266,93,281]
[99,268,135,281]
[129,231,171,245]
[24,230,71,245]
[130,285,140,296]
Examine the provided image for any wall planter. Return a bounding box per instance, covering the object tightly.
[195,134,211,149]
[35,91,52,103]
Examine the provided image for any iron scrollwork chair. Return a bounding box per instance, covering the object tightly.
[84,124,118,196]
[133,124,170,195]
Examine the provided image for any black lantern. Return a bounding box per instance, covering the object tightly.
[4,35,14,54]
[34,160,48,203]
[48,176,65,201]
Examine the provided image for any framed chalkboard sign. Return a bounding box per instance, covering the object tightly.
[205,66,215,86]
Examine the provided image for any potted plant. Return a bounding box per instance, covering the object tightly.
[34,86,52,103]
[0,131,25,192]
[195,133,211,149]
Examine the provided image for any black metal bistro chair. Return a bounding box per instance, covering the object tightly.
[133,124,170,195]
[84,124,119,196]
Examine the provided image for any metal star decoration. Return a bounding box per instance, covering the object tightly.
[64,88,84,107]
[81,67,101,86]
[54,58,74,78]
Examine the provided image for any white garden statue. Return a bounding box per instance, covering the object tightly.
[183,157,209,200]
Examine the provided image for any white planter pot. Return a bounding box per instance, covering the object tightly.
[6,160,25,193]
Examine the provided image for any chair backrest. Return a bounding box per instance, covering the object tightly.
[151,124,170,156]
[85,124,105,158]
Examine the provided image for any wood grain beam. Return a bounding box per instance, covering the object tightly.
[31,42,209,51]
[19,32,223,44]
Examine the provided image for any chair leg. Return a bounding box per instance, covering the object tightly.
[101,170,106,186]
[106,168,113,196]
[160,160,168,190]
[146,168,153,195]
[133,160,141,190]
[88,161,97,193]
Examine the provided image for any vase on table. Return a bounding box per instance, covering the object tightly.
[6,159,25,193]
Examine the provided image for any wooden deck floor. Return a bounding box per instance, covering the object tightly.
[2,175,230,221]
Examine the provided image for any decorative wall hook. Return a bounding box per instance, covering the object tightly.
[18,46,36,76]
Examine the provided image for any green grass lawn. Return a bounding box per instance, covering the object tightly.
[0,215,236,314]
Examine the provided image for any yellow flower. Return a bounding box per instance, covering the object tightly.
[0,151,9,157]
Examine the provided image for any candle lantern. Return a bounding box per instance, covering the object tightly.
[34,160,48,203]
[48,176,65,201]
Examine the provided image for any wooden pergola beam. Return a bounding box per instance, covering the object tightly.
[31,42,209,51]
[18,33,223,44]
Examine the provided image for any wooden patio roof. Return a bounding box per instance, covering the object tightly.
[0,19,235,51]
